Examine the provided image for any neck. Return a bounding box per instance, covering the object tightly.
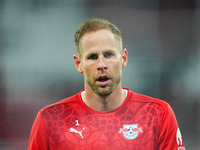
[83,85,127,111]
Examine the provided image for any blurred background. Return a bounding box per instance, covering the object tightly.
[0,0,200,149]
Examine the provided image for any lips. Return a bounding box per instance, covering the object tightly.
[96,75,111,87]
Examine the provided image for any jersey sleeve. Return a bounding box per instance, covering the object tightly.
[158,104,185,150]
[28,111,49,150]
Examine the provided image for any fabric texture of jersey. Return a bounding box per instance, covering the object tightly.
[28,88,185,150]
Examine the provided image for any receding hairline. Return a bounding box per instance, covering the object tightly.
[79,29,122,55]
[74,18,122,56]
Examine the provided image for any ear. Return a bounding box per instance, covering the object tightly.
[73,55,83,73]
[121,49,128,68]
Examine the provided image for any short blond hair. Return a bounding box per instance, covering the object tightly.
[74,18,122,56]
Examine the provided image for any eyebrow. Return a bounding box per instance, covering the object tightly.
[85,52,98,58]
[104,50,117,55]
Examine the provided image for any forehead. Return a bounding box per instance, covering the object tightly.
[79,29,120,54]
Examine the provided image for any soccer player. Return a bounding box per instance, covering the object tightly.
[28,18,185,150]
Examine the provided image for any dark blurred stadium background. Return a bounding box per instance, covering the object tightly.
[0,0,200,149]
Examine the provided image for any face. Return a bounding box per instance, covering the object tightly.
[74,29,127,97]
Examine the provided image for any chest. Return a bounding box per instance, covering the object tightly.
[43,103,163,150]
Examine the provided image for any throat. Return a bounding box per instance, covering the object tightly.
[81,89,127,111]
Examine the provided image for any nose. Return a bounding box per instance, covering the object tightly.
[97,56,107,71]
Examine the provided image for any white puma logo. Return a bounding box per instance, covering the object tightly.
[69,127,85,139]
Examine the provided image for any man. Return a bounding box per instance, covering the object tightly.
[28,18,185,150]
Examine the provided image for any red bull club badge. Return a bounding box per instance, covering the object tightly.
[118,124,143,140]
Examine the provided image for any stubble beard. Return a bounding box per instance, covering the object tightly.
[86,76,121,98]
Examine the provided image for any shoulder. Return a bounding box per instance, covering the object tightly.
[39,91,81,116]
[127,89,176,123]
[127,89,170,111]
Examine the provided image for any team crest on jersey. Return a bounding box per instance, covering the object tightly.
[118,124,143,140]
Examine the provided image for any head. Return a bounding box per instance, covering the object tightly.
[73,18,128,97]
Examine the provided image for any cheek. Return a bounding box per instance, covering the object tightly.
[111,61,122,72]
[83,64,93,73]
[82,65,95,79]
[81,61,91,73]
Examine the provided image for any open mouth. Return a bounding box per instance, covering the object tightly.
[96,75,110,87]
[97,76,110,82]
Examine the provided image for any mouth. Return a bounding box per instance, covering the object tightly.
[96,75,111,87]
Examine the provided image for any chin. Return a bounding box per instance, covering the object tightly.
[95,87,114,97]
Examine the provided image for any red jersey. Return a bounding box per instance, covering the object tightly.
[28,88,185,150]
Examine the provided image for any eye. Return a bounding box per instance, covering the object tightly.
[104,51,114,58]
[88,54,98,60]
